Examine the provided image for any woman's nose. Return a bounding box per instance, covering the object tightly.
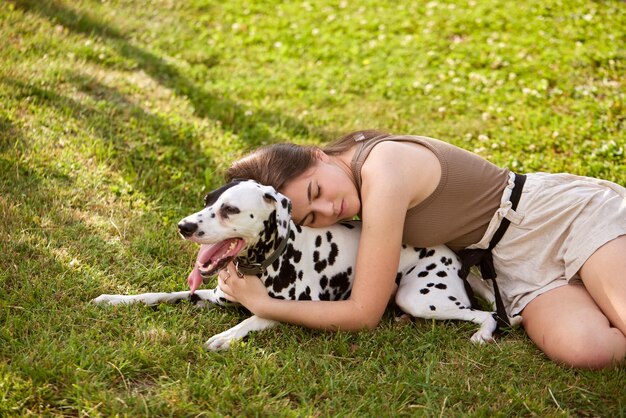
[312,200,334,218]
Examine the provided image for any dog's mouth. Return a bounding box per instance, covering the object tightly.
[197,238,246,277]
[187,238,246,294]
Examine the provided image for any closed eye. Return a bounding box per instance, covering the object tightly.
[301,184,321,226]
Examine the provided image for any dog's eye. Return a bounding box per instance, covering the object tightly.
[220,204,240,218]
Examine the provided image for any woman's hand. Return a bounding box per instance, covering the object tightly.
[217,262,271,312]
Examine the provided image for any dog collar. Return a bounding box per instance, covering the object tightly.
[235,221,291,276]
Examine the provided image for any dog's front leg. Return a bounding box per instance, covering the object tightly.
[204,315,279,351]
[92,289,226,307]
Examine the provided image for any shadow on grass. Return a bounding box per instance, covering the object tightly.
[2,75,199,200]
[0,79,192,306]
[9,0,334,146]
[0,0,340,324]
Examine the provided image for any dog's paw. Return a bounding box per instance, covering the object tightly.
[470,329,495,344]
[92,294,118,305]
[470,315,498,344]
[92,294,137,305]
[205,331,239,351]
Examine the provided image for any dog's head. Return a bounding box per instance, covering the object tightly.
[178,179,292,280]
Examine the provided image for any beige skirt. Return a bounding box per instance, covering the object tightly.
[467,172,626,316]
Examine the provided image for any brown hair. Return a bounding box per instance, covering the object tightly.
[323,129,389,156]
[224,129,389,191]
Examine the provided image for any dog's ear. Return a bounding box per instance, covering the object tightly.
[264,191,292,216]
[204,179,244,207]
[263,192,277,203]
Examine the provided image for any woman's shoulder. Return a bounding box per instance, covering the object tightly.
[362,140,440,176]
[360,141,442,208]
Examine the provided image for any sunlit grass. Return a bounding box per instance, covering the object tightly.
[1,0,624,415]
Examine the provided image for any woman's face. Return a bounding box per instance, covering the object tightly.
[281,157,361,228]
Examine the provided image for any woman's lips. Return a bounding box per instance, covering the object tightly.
[338,199,345,219]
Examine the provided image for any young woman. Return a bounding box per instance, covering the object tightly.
[214,130,626,369]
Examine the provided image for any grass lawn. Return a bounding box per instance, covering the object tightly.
[1,0,624,416]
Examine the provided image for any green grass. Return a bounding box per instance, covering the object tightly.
[1,0,624,415]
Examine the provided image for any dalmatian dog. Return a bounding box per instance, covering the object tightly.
[93,180,521,350]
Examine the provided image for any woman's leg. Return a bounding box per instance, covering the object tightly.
[579,235,626,335]
[521,284,626,369]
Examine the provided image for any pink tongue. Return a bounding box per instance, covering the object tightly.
[186,240,244,293]
[187,244,214,294]
[187,266,203,294]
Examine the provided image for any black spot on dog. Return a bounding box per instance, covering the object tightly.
[426,263,437,270]
[320,276,328,289]
[273,262,298,293]
[315,236,322,247]
[429,305,436,311]
[455,301,461,306]
[419,249,436,258]
[204,180,243,206]
[328,243,338,265]
[418,271,429,278]
[315,259,328,273]
[436,271,447,277]
[280,198,289,209]
[329,270,351,300]
[427,283,434,287]
[298,287,312,300]
[406,266,415,275]
[420,288,430,294]
[326,231,333,242]
[284,245,302,264]
[449,296,457,301]
[198,231,205,236]
[395,273,403,285]
[313,251,320,262]
[435,283,447,290]
[250,214,254,218]
[340,222,355,229]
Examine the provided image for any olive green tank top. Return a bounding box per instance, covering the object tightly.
[350,134,510,252]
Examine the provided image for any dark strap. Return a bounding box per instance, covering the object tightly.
[458,173,526,329]
[235,222,292,276]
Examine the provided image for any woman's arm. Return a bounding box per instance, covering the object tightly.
[218,142,441,330]
[218,187,406,330]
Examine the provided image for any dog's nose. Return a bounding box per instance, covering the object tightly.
[178,221,198,238]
